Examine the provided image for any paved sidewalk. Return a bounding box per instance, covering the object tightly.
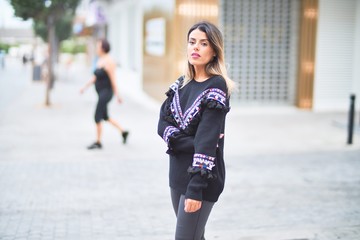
[0,59,359,240]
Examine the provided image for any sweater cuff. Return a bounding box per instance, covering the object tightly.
[162,126,180,143]
[192,153,216,171]
[187,153,216,179]
[185,174,204,201]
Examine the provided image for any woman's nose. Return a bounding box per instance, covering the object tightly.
[193,43,199,51]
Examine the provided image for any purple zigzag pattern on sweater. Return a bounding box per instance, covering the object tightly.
[170,87,226,130]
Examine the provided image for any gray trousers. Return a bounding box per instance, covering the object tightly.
[170,188,215,240]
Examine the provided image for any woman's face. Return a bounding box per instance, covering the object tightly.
[187,29,215,69]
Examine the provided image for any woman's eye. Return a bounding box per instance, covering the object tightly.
[188,41,195,45]
[201,42,208,46]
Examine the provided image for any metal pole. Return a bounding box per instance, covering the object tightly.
[347,94,356,144]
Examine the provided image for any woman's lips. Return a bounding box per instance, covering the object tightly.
[191,53,201,58]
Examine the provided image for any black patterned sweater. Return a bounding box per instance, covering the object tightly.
[157,75,230,202]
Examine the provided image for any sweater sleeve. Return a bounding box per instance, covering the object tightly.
[168,134,195,154]
[158,76,195,154]
[157,100,180,144]
[158,99,195,154]
[158,77,185,144]
[185,82,229,201]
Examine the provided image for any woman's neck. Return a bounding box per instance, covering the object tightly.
[98,53,107,59]
[193,66,210,82]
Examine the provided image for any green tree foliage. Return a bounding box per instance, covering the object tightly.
[9,0,81,106]
[33,13,73,43]
[0,42,12,53]
[61,39,87,54]
[10,0,79,41]
[10,0,80,22]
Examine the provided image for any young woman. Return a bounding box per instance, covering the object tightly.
[81,39,129,149]
[158,21,234,240]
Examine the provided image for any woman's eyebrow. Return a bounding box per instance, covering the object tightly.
[189,38,209,41]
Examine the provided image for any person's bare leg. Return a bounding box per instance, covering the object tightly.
[107,118,124,133]
[87,122,103,149]
[107,118,129,144]
[96,122,102,143]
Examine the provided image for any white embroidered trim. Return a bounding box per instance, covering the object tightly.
[163,126,180,143]
[171,87,227,130]
[192,153,216,171]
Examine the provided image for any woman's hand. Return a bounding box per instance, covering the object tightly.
[184,198,202,213]
[117,95,123,104]
[80,76,96,94]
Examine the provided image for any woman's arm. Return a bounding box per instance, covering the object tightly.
[184,82,229,212]
[168,134,195,154]
[106,60,122,103]
[80,75,96,94]
[158,77,196,153]
[158,100,180,143]
[185,108,226,199]
[184,107,227,212]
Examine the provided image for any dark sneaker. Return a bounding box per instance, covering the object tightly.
[87,142,102,150]
[122,131,129,144]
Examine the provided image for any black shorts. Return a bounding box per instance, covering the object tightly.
[95,89,113,123]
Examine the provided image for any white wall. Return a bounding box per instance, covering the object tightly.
[352,0,360,109]
[313,0,358,111]
[106,0,144,94]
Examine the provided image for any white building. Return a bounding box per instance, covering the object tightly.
[91,0,360,111]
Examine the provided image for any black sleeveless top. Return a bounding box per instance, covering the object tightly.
[94,68,112,93]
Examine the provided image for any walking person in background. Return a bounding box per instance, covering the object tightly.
[80,39,129,149]
[158,21,234,240]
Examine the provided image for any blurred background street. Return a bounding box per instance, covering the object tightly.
[1,0,360,239]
